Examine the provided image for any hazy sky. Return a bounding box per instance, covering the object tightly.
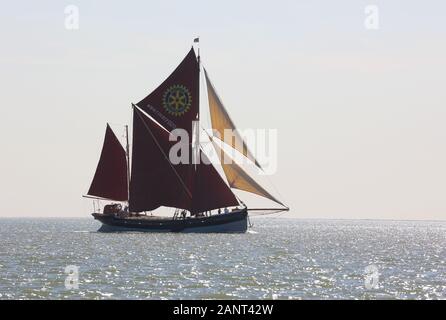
[0,1,445,219]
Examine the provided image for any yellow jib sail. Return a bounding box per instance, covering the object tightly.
[211,140,284,206]
[204,69,262,169]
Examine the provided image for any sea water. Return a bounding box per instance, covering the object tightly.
[0,218,444,299]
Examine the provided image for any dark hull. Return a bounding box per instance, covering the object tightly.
[92,209,248,233]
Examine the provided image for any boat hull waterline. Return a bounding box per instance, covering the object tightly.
[92,209,248,233]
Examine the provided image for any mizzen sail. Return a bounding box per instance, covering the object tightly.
[204,69,262,169]
[87,124,128,201]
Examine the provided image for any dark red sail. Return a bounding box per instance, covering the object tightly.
[87,124,128,201]
[191,151,239,214]
[136,48,199,138]
[129,108,193,212]
[129,107,239,214]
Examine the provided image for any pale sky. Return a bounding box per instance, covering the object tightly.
[0,0,445,219]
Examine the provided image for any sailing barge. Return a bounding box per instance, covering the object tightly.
[86,44,288,233]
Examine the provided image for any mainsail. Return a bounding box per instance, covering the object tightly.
[129,107,193,212]
[204,69,262,169]
[87,124,128,201]
[129,107,239,213]
[136,48,199,139]
[211,140,284,207]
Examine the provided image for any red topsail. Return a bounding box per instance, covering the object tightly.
[136,48,199,139]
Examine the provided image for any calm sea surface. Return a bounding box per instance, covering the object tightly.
[0,218,444,300]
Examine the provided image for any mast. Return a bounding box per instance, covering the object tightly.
[197,40,200,123]
[194,38,200,169]
[125,124,131,202]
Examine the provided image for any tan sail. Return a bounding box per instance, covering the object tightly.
[211,140,284,207]
[204,69,262,169]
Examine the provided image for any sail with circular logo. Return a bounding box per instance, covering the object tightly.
[136,48,199,140]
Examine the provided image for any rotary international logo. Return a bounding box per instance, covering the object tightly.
[162,85,192,116]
